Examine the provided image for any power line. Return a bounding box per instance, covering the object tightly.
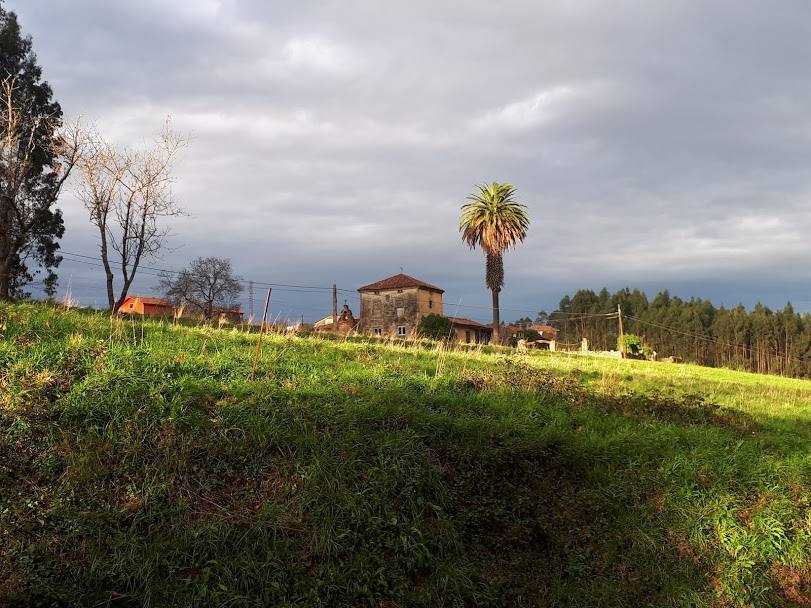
[58,250,354,293]
[58,254,346,295]
[57,249,615,322]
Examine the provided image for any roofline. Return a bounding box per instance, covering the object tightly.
[120,295,173,305]
[447,316,492,329]
[358,284,445,294]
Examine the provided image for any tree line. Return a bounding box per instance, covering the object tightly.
[546,288,811,378]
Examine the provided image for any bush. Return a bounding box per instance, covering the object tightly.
[418,313,454,340]
[620,333,654,359]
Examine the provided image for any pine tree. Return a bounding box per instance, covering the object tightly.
[0,1,77,299]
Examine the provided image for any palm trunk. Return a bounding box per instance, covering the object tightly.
[486,252,504,345]
[491,288,501,345]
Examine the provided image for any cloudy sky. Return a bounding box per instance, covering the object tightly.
[14,0,811,321]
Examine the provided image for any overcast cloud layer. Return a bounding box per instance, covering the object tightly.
[14,0,811,320]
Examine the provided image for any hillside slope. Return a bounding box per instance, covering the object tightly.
[1,303,810,607]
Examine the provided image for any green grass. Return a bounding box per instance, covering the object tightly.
[2,302,810,607]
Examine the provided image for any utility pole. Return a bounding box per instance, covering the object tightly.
[251,288,272,380]
[248,280,255,319]
[617,304,625,358]
[332,284,338,331]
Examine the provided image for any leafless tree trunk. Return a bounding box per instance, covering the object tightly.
[0,76,82,298]
[78,121,185,311]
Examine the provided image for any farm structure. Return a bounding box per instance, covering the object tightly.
[506,323,559,350]
[117,296,174,317]
[118,296,243,324]
[447,317,492,344]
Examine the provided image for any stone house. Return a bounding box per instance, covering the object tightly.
[358,273,444,337]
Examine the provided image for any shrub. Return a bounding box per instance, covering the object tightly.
[620,333,650,359]
[418,313,454,340]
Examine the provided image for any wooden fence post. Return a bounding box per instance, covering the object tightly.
[251,288,272,380]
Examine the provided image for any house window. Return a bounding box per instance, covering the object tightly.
[428,299,433,309]
[396,307,404,318]
[373,328,382,336]
[465,330,471,343]
[129,303,134,309]
[397,326,407,336]
[397,289,403,293]
[385,294,390,302]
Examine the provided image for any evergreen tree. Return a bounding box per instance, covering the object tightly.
[0,1,75,299]
[550,286,811,379]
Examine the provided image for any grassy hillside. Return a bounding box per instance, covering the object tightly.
[2,302,810,607]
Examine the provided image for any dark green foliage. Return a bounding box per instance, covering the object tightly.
[554,287,811,377]
[0,1,66,298]
[418,313,454,340]
[621,333,645,357]
[523,329,542,341]
[2,302,811,607]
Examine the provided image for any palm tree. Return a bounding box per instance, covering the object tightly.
[460,182,530,345]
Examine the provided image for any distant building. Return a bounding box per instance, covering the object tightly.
[505,323,559,340]
[314,303,360,334]
[504,322,558,350]
[175,304,243,324]
[213,306,243,324]
[358,273,444,337]
[529,324,559,340]
[447,317,492,344]
[117,295,174,317]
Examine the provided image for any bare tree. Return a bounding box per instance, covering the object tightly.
[78,121,184,311]
[158,257,242,320]
[0,76,83,299]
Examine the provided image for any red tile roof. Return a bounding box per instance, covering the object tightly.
[358,273,444,293]
[447,316,491,329]
[124,296,173,307]
[531,324,559,334]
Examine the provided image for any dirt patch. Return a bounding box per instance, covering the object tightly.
[173,469,305,532]
[0,552,29,607]
[772,564,811,606]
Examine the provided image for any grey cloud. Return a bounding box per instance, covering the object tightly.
[12,0,811,320]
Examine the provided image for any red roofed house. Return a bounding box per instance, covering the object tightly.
[505,323,558,350]
[358,273,444,337]
[447,317,492,345]
[117,295,174,317]
[529,324,559,340]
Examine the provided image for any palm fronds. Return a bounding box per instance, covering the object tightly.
[460,182,530,255]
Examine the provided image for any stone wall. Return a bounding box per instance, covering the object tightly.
[417,289,443,317]
[360,287,424,336]
[453,325,491,344]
